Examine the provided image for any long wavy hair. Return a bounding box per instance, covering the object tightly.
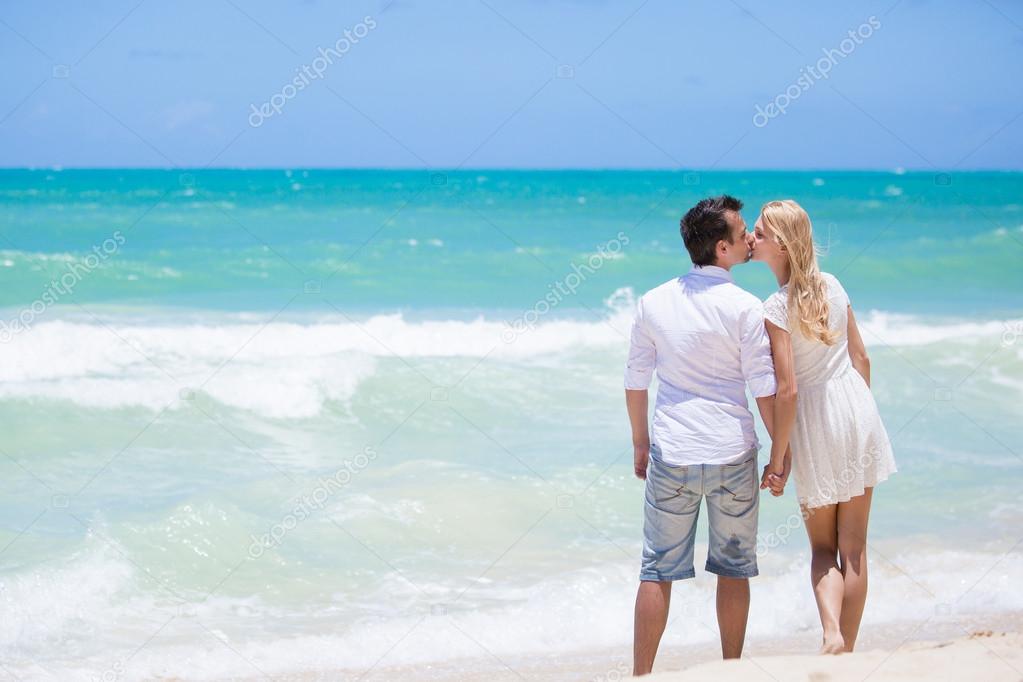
[760,199,837,345]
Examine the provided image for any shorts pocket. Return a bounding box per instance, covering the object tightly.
[720,456,755,503]
[646,458,690,509]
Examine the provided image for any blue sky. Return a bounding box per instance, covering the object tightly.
[1,0,1021,169]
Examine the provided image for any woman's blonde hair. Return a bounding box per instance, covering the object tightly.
[759,199,837,345]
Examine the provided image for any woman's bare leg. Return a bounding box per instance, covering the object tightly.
[836,487,873,652]
[803,503,845,654]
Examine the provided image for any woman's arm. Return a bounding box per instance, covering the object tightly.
[846,306,871,388]
[765,320,797,478]
[757,389,791,496]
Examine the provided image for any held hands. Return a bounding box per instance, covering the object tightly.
[632,439,787,491]
[633,442,650,480]
[760,453,791,497]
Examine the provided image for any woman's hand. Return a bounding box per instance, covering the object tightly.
[760,454,790,496]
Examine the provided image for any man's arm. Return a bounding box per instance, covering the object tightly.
[626,389,650,479]
[739,305,779,406]
[624,296,655,480]
[755,395,775,439]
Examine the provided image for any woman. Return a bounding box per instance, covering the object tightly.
[750,199,897,654]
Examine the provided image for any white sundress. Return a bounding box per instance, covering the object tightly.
[763,272,897,509]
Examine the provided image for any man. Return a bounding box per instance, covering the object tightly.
[624,195,780,675]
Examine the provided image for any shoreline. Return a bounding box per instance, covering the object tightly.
[253,609,1023,681]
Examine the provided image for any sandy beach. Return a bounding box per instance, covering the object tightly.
[269,610,1022,681]
[3,0,1023,678]
[650,631,1023,682]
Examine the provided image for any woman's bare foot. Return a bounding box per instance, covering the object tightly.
[820,631,846,654]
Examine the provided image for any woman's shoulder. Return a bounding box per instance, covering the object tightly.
[762,287,789,330]
[763,286,788,311]
[819,271,850,302]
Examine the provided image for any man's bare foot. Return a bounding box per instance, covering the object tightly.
[820,631,846,655]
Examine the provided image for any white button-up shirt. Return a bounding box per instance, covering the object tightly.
[624,265,777,465]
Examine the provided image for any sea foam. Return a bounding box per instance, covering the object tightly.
[0,300,1016,417]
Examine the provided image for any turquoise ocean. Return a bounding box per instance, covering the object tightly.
[1,169,1021,679]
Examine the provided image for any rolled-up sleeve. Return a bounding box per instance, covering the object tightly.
[624,296,656,390]
[740,303,777,398]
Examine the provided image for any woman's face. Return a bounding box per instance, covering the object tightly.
[749,216,784,264]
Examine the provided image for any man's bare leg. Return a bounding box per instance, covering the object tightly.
[716,576,750,659]
[633,580,671,675]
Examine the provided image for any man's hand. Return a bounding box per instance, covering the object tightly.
[634,442,650,480]
[625,390,650,480]
[760,456,790,497]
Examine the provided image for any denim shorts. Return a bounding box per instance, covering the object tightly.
[640,445,760,581]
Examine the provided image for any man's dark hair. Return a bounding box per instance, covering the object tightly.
[679,195,743,266]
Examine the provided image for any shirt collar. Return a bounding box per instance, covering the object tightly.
[688,264,734,283]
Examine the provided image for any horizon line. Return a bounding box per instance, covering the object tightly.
[1,166,1021,173]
